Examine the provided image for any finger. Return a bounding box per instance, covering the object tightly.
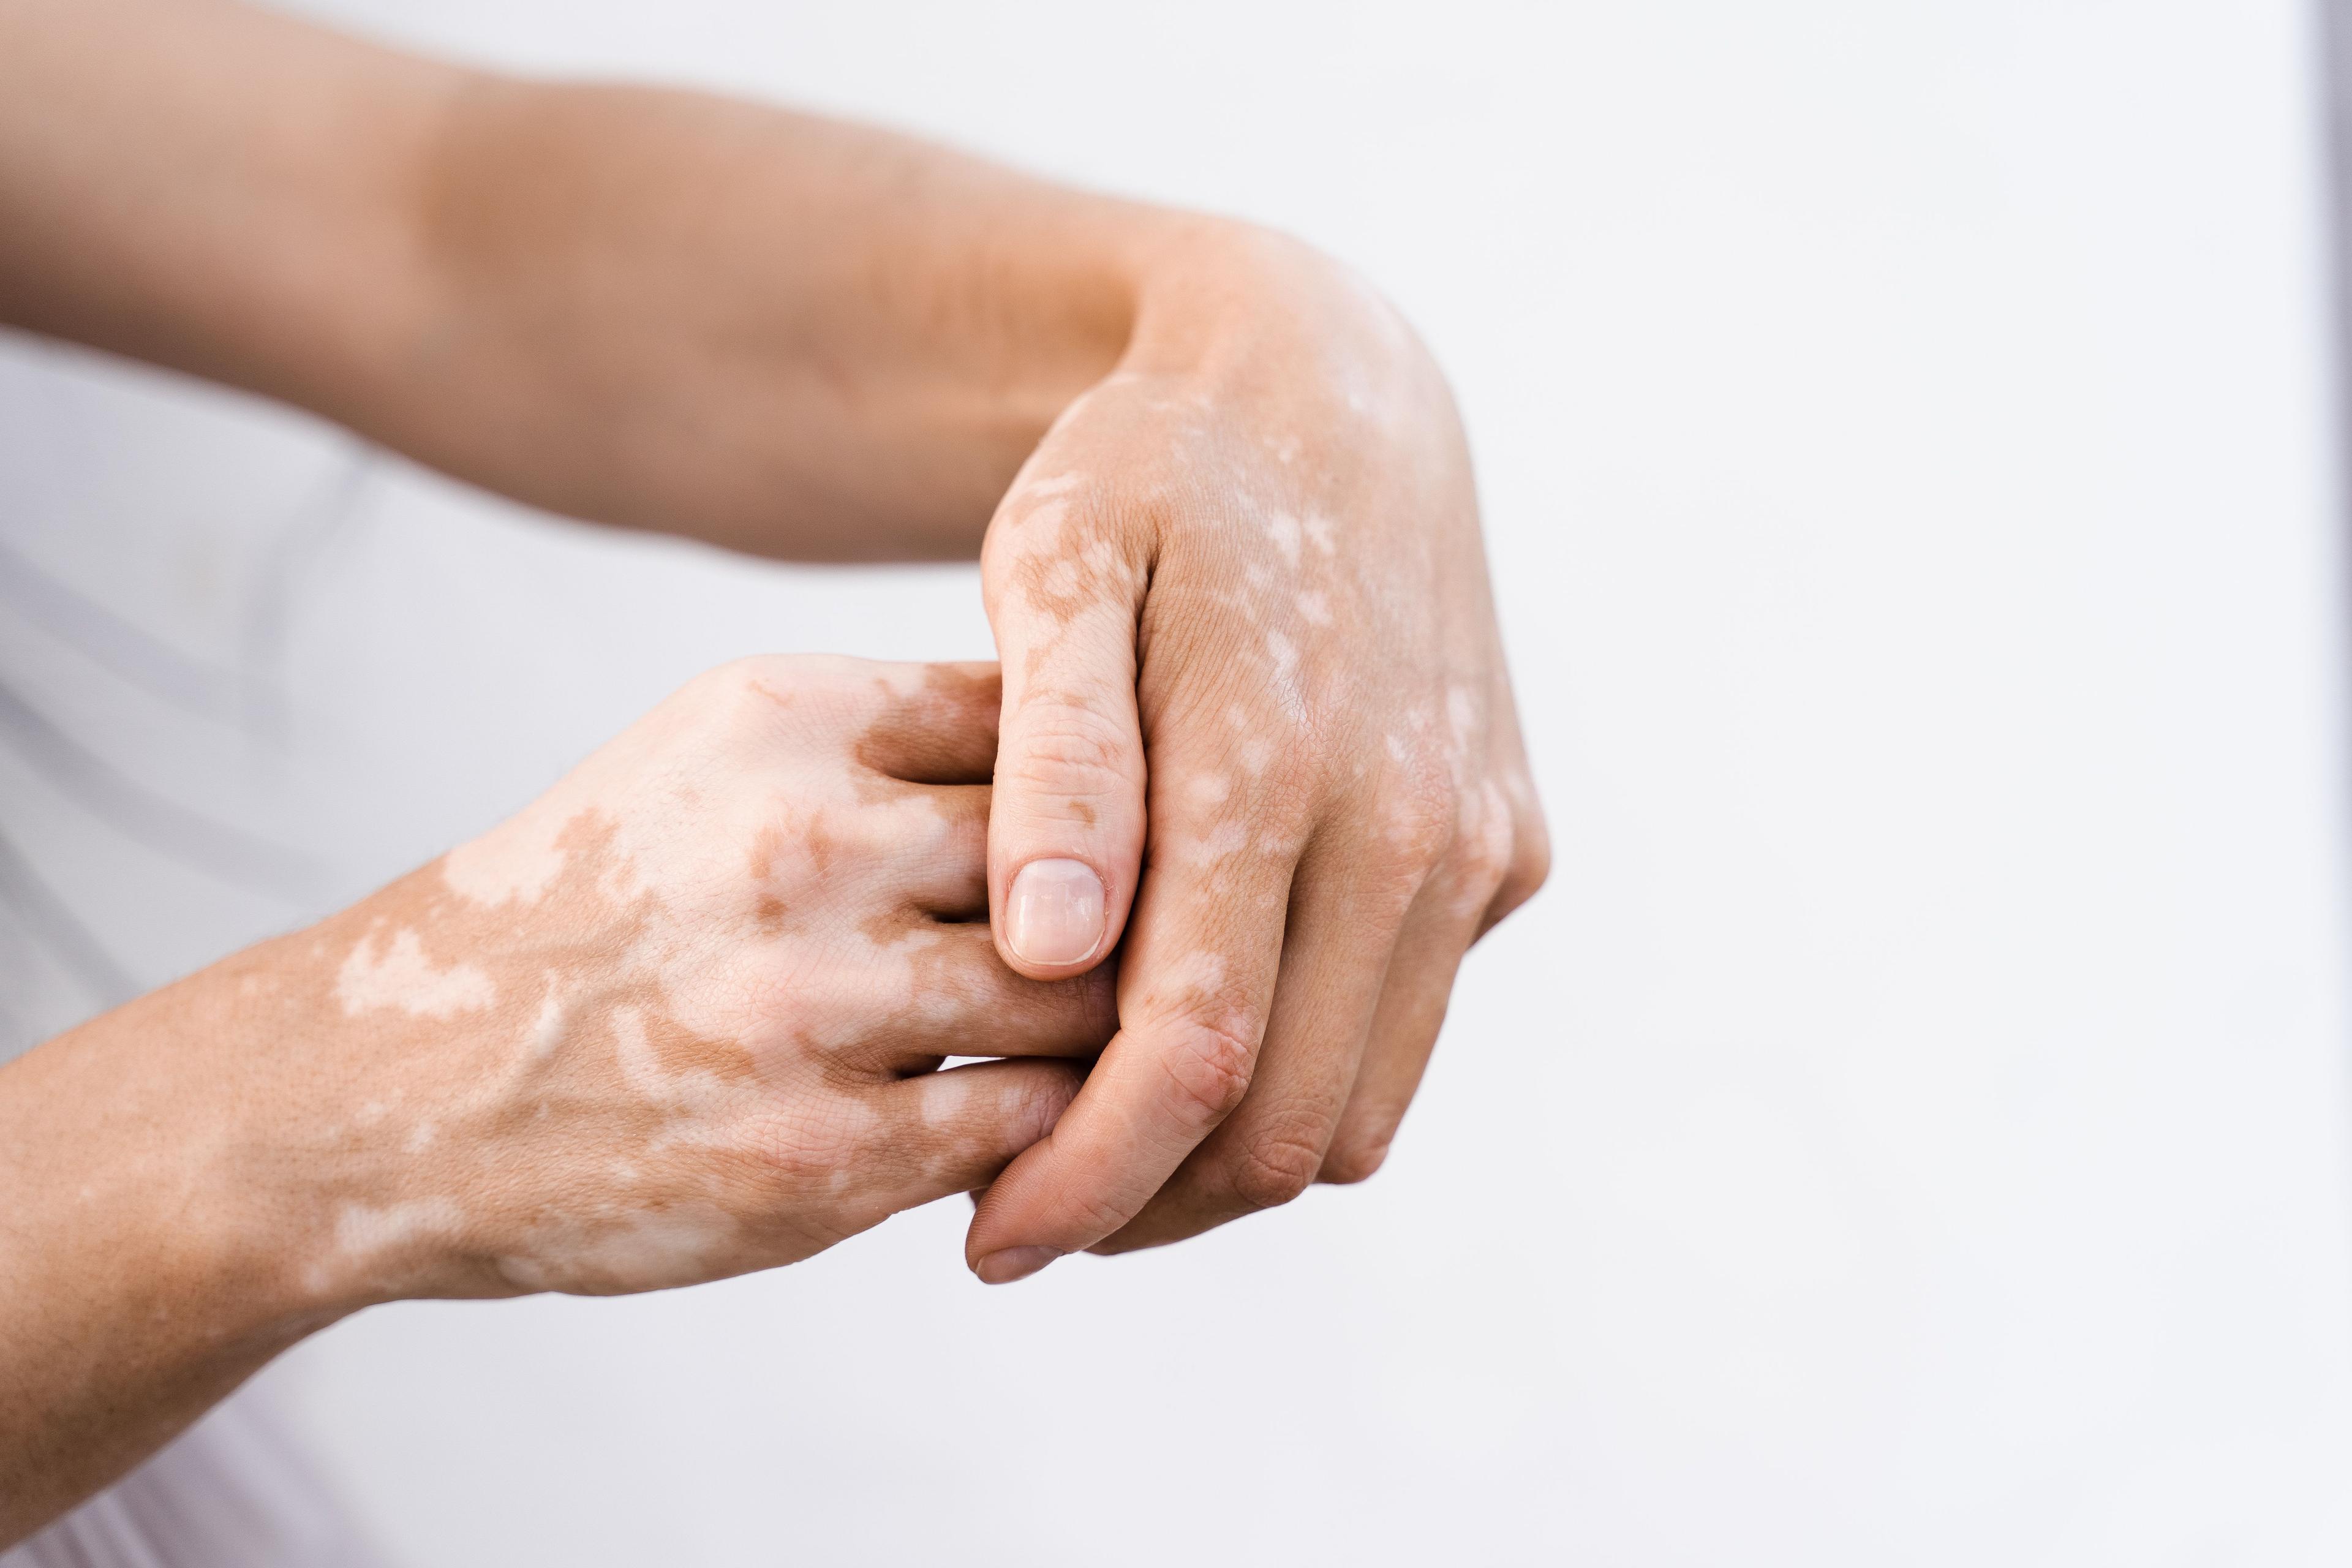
[880,783,989,919]
[981,480,1148,979]
[962,780,1303,1282]
[1478,769,1551,939]
[840,1058,1088,1232]
[1088,829,1414,1252]
[858,920,1120,1070]
[853,661,1003,784]
[1320,867,1488,1185]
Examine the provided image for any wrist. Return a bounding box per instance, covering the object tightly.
[1123,217,1435,399]
[10,924,458,1332]
[99,949,379,1330]
[186,910,502,1316]
[0,953,354,1540]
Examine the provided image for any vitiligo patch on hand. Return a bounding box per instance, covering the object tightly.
[277,657,1113,1307]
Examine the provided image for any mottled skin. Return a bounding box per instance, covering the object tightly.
[0,658,1107,1537]
[0,0,1548,1537]
[973,247,1545,1266]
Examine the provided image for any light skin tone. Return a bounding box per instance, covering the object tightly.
[0,0,1549,1538]
[0,656,1117,1539]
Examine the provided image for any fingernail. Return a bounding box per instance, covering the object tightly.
[974,1246,1064,1285]
[1005,859,1106,967]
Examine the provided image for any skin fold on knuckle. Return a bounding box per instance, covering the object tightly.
[1493,813,1555,922]
[1316,1131,1393,1187]
[1020,1063,1089,1138]
[1150,1010,1259,1136]
[1225,1123,1326,1211]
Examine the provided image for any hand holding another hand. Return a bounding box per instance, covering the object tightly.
[35,658,1111,1317]
[971,230,1550,1276]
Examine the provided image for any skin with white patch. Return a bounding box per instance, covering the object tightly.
[970,229,1549,1269]
[0,6,1547,1523]
[12,658,1115,1347]
[334,928,496,1019]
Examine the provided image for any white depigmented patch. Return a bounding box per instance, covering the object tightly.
[573,1204,735,1286]
[336,928,496,1019]
[1303,513,1338,557]
[526,985,569,1060]
[1253,830,1300,859]
[1145,950,1232,1021]
[498,1202,739,1294]
[1188,773,1233,809]
[609,1006,670,1096]
[1296,589,1333,627]
[443,827,568,909]
[404,1120,439,1154]
[1266,630,1299,684]
[1453,780,1517,918]
[1180,819,1251,870]
[1079,536,1129,584]
[1014,495,1070,541]
[333,1196,466,1260]
[1382,790,1426,849]
[1262,511,1304,570]
[1039,555,1085,603]
[1014,472,1088,504]
[1446,684,1482,771]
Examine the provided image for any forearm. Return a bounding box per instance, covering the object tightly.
[0,652,1120,1541]
[399,78,1167,559]
[0,0,1209,560]
[0,947,349,1545]
[0,0,454,426]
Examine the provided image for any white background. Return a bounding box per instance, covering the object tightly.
[4,1,2350,1561]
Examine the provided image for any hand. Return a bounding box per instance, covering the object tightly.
[2,654,1114,1530]
[968,230,1550,1280]
[267,655,1113,1303]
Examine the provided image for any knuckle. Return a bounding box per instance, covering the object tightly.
[1152,1012,1259,1132]
[740,1101,850,1190]
[1481,810,1554,933]
[1318,1133,1393,1186]
[679,655,822,739]
[679,656,766,714]
[1228,1126,1325,1210]
[1400,802,1458,869]
[1501,826,1553,910]
[1378,750,1460,868]
[1465,831,1515,906]
[1063,1180,1142,1242]
[1264,734,1342,818]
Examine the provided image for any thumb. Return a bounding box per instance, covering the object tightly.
[981,491,1148,981]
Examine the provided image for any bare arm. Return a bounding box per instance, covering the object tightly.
[2,0,1544,1352]
[0,0,1147,559]
[0,657,1110,1542]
